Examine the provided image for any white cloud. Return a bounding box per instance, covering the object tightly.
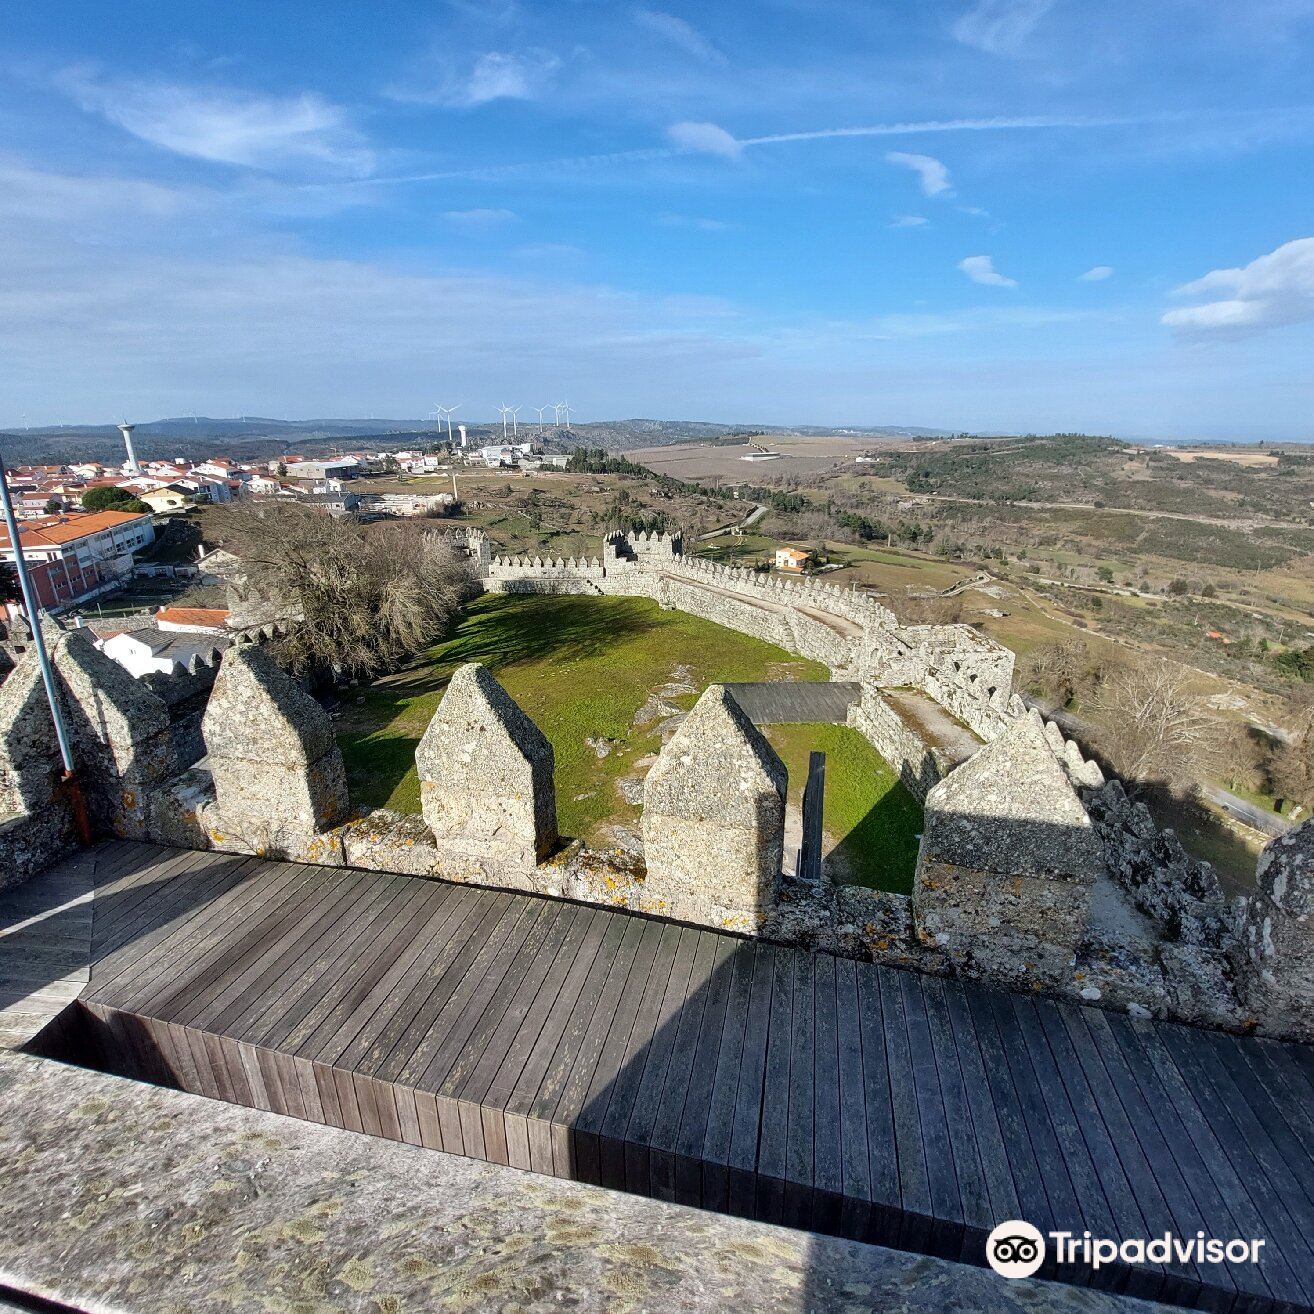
[889,214,929,228]
[442,207,517,226]
[634,9,725,63]
[58,70,372,174]
[886,151,953,197]
[1162,237,1314,334]
[666,120,743,158]
[1079,265,1114,281]
[657,212,734,231]
[959,254,1018,287]
[388,49,560,107]
[952,0,1054,55]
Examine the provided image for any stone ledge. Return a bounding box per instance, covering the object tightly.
[0,1048,1171,1314]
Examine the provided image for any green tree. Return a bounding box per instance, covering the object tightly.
[82,486,149,514]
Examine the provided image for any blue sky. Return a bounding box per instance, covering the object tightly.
[3,0,1314,439]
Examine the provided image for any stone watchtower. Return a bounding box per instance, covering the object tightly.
[912,714,1104,990]
[641,684,786,931]
[415,663,557,889]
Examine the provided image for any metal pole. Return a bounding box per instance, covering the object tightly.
[0,451,76,773]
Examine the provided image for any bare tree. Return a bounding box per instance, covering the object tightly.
[210,504,474,676]
[1019,639,1106,709]
[1270,686,1314,815]
[1089,659,1220,790]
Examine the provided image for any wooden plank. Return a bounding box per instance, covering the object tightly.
[700,940,759,1213]
[920,978,991,1259]
[1053,1004,1212,1306]
[1097,1013,1276,1309]
[878,968,932,1252]
[191,870,387,1035]
[613,926,703,1198]
[88,847,223,961]
[504,909,622,1175]
[567,919,673,1186]
[397,898,548,1092]
[99,859,299,1013]
[129,862,323,1021]
[236,874,417,1048]
[482,907,606,1168]
[783,949,817,1230]
[203,871,437,1043]
[527,913,641,1176]
[832,956,871,1242]
[88,853,272,1001]
[667,934,739,1206]
[940,981,1020,1231]
[810,951,844,1236]
[975,985,1082,1241]
[645,932,726,1204]
[898,971,961,1260]
[171,867,373,1028]
[1151,1020,1314,1307]
[1030,1000,1170,1303]
[444,900,583,1161]
[590,924,685,1192]
[855,963,899,1245]
[315,884,491,1079]
[754,943,795,1226]
[1004,995,1125,1288]
[256,879,430,1053]
[1233,1036,1314,1170]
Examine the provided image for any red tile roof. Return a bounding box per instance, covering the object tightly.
[155,607,231,628]
[0,509,151,550]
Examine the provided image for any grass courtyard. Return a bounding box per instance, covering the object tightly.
[336,593,923,893]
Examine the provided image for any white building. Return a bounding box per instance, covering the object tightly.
[99,626,230,678]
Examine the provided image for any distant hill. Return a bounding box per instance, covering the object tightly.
[0,415,955,465]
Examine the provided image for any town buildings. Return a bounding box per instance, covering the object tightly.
[0,510,155,608]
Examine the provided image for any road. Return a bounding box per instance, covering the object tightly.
[698,503,766,540]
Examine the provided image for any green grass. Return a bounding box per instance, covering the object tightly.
[763,724,923,894]
[337,592,826,844]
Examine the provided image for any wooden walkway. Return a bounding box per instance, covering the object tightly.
[721,680,860,725]
[23,842,1314,1314]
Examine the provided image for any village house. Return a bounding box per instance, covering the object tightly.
[154,606,231,634]
[98,625,230,678]
[774,545,811,573]
[0,509,155,608]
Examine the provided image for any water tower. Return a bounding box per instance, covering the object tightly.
[117,422,141,476]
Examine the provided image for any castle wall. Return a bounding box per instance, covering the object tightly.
[846,685,944,802]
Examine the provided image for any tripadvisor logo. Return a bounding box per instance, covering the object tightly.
[986,1220,1266,1280]
[987,1221,1046,1278]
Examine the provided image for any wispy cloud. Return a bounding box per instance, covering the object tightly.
[335,112,1172,188]
[657,211,735,231]
[442,207,517,226]
[58,69,372,174]
[634,9,725,63]
[387,49,560,107]
[1079,265,1114,281]
[889,214,929,228]
[1163,236,1314,334]
[959,254,1018,286]
[952,0,1054,55]
[666,120,743,158]
[886,150,952,196]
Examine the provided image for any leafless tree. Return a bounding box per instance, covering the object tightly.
[1019,640,1107,709]
[1088,658,1221,790]
[1270,686,1314,814]
[210,503,474,676]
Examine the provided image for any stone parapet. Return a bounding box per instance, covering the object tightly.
[641,685,786,932]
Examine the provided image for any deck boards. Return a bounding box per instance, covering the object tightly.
[21,840,1314,1314]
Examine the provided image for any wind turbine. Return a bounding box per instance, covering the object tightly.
[435,403,460,442]
[557,399,572,432]
[509,406,521,439]
[497,404,512,440]
[552,403,564,428]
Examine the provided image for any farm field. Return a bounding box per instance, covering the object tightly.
[335,593,923,893]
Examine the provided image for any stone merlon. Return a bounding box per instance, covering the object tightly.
[641,684,786,931]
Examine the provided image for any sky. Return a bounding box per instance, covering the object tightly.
[2,0,1314,440]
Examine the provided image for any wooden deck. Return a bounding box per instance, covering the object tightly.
[23,841,1314,1314]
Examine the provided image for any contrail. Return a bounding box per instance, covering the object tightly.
[318,109,1251,189]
